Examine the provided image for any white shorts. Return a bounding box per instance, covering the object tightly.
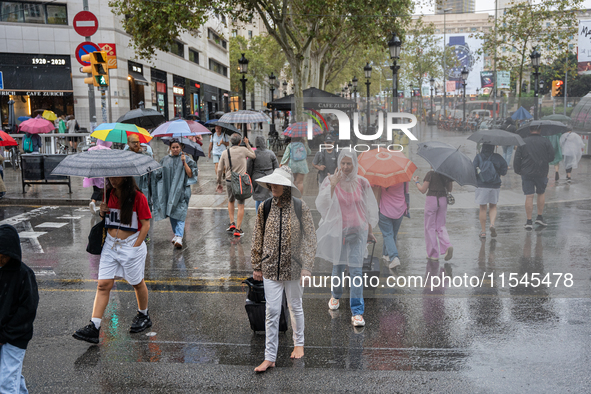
[98,232,147,285]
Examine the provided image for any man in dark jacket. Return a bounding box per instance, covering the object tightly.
[513,125,555,229]
[0,224,39,393]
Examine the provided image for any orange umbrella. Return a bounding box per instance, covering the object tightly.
[358,149,417,187]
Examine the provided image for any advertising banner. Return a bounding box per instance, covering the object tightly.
[480,71,494,88]
[578,20,591,75]
[497,71,510,89]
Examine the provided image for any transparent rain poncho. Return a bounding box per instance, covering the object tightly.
[315,149,379,267]
[560,131,585,170]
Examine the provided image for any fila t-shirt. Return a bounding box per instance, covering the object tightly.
[105,191,151,232]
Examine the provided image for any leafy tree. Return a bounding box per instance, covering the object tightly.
[109,0,414,121]
[475,0,583,105]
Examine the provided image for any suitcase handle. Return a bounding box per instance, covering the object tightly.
[367,238,376,259]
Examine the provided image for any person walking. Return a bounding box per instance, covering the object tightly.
[316,149,379,327]
[312,136,339,188]
[126,134,153,207]
[0,225,39,394]
[216,133,256,238]
[413,170,454,261]
[247,136,278,212]
[281,137,312,195]
[473,143,508,238]
[73,177,152,344]
[208,125,229,176]
[152,140,198,249]
[66,115,78,152]
[83,140,113,215]
[559,130,585,182]
[0,154,5,199]
[375,180,410,270]
[544,133,563,181]
[513,125,555,229]
[251,166,316,372]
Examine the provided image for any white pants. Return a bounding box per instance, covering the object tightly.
[98,232,147,285]
[263,278,305,362]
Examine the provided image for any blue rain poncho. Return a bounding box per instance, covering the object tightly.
[151,153,198,222]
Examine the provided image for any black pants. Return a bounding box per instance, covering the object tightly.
[91,186,103,201]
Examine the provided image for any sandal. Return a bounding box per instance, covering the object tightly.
[489,226,497,238]
[479,232,486,238]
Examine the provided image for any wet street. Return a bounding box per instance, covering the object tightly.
[1,126,591,393]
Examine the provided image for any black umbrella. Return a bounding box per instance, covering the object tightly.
[215,122,241,136]
[515,120,570,138]
[117,108,166,129]
[185,114,200,121]
[417,141,478,186]
[468,129,525,146]
[161,137,205,158]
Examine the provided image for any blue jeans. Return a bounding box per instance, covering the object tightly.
[255,200,263,212]
[331,229,365,316]
[170,217,185,237]
[378,212,403,261]
[502,145,514,167]
[0,343,28,394]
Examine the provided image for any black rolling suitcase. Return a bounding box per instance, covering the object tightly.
[362,240,380,289]
[243,277,289,332]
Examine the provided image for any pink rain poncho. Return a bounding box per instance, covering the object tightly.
[82,140,113,188]
[315,149,379,266]
[560,131,585,170]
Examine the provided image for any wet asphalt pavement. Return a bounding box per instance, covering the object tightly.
[1,125,591,393]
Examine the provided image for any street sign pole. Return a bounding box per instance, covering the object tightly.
[82,0,96,131]
[100,88,108,123]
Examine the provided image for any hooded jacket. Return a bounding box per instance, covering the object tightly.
[473,144,508,189]
[513,134,555,178]
[0,224,39,349]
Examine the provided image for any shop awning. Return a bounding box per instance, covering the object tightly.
[129,71,149,86]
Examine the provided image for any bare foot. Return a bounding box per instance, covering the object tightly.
[290,346,304,359]
[254,360,275,372]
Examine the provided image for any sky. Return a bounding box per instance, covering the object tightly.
[416,0,591,16]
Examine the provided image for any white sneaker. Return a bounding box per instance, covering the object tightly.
[174,237,183,249]
[171,236,178,244]
[382,255,389,262]
[328,297,340,310]
[89,201,97,215]
[389,257,401,269]
[352,315,365,327]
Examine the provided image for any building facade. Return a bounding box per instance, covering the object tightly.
[435,0,475,14]
[0,0,230,130]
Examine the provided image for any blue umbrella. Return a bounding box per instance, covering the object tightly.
[511,106,533,121]
[205,119,218,125]
[18,116,31,122]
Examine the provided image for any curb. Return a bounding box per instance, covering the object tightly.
[0,197,89,206]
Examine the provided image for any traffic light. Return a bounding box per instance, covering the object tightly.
[552,80,564,97]
[81,51,109,87]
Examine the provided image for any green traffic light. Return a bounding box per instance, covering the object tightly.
[95,76,108,86]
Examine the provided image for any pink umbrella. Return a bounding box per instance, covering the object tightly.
[186,120,212,135]
[19,115,55,134]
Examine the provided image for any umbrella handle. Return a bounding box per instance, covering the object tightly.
[104,178,106,205]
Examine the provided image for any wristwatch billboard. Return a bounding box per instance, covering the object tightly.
[448,36,475,80]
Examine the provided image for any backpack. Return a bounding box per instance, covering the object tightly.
[262,196,303,235]
[291,142,307,161]
[23,134,33,153]
[227,148,253,200]
[476,153,499,184]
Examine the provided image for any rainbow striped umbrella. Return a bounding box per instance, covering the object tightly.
[283,121,322,138]
[91,123,153,143]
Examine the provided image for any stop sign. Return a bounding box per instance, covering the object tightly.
[73,11,98,37]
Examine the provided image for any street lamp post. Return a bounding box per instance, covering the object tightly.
[442,8,452,119]
[429,77,435,122]
[461,66,469,124]
[530,48,541,120]
[388,33,402,113]
[238,53,249,136]
[409,83,414,114]
[348,82,353,100]
[364,62,372,132]
[283,81,288,97]
[269,72,276,129]
[352,76,358,111]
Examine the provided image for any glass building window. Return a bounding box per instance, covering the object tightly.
[169,40,184,57]
[209,59,228,77]
[208,29,227,49]
[0,2,67,24]
[189,49,199,65]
